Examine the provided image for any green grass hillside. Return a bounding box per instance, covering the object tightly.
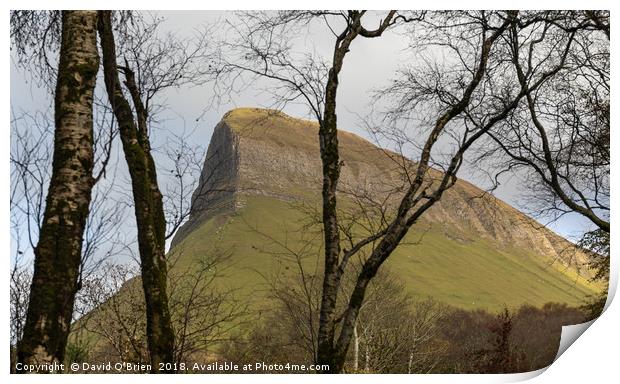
[74,108,602,359]
[172,194,599,312]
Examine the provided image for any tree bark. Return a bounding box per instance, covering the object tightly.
[97,11,175,372]
[408,352,413,374]
[17,10,99,370]
[316,11,396,373]
[316,11,515,373]
[331,16,515,369]
[364,343,370,372]
[352,323,359,372]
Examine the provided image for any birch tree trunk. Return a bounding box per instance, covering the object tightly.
[17,10,99,369]
[408,352,413,374]
[97,10,175,372]
[352,323,359,372]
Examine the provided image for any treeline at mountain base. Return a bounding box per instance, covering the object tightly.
[221,299,593,373]
[11,265,601,374]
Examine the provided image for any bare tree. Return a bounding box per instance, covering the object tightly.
[10,11,133,90]
[11,10,215,371]
[468,12,610,314]
[97,10,212,370]
[14,11,100,368]
[76,249,243,370]
[236,218,446,373]
[214,10,541,371]
[167,251,245,365]
[352,284,447,374]
[10,112,53,251]
[10,11,61,90]
[79,263,148,365]
[10,102,127,363]
[10,257,31,371]
[215,10,407,372]
[11,8,607,375]
[478,11,609,233]
[98,11,173,370]
[161,132,207,240]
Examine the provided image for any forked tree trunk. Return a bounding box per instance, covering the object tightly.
[315,19,359,374]
[321,13,515,374]
[316,11,396,373]
[17,10,99,370]
[97,10,175,372]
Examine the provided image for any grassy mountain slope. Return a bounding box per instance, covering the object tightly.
[172,193,597,312]
[168,107,599,311]
[73,108,602,359]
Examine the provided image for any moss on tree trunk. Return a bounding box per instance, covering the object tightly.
[17,10,99,370]
[97,10,175,372]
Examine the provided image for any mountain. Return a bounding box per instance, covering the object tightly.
[169,107,598,310]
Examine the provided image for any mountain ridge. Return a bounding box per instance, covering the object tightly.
[164,107,599,311]
[172,107,584,269]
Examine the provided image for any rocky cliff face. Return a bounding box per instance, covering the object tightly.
[172,108,579,264]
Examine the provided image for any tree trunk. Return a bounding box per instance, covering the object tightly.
[17,10,99,370]
[97,11,175,372]
[364,343,370,372]
[315,11,396,372]
[408,352,413,374]
[352,323,359,372]
[327,14,516,373]
[316,20,360,374]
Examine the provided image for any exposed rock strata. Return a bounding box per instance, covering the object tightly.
[172,108,580,265]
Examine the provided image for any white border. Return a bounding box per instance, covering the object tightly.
[3,1,617,383]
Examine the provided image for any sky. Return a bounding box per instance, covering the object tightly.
[9,11,597,266]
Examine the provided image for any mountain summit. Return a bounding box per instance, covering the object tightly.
[171,107,596,309]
